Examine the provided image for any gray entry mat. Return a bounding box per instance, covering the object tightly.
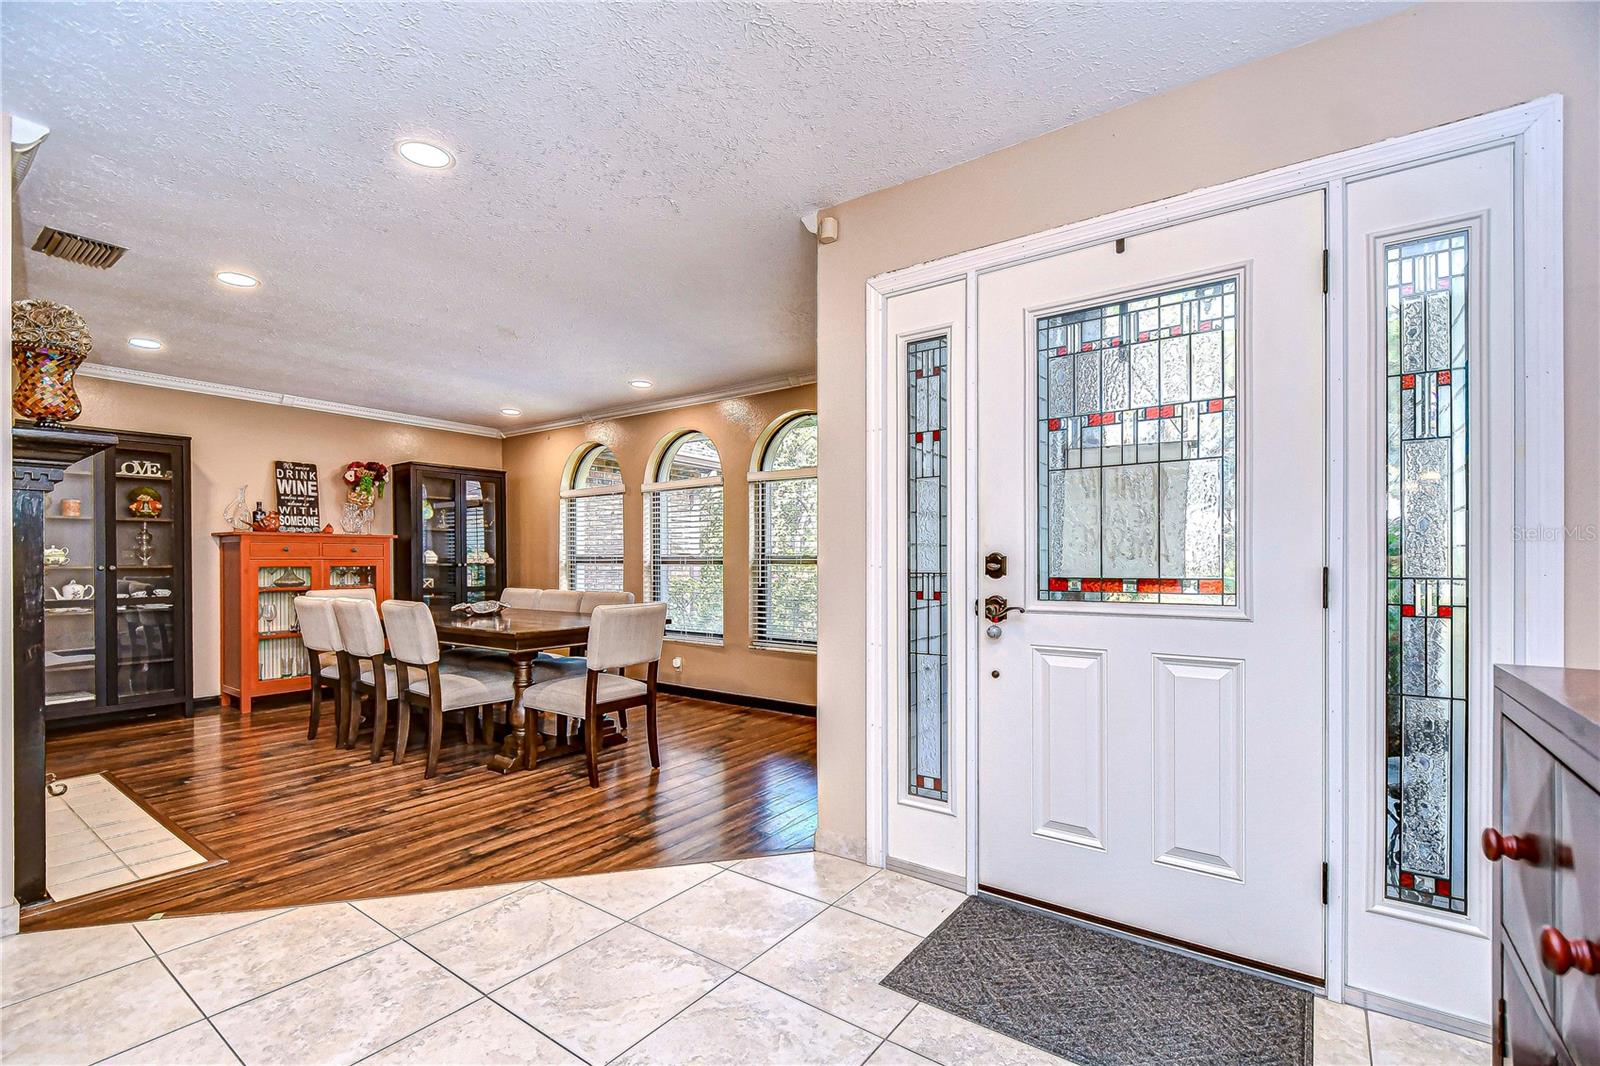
[881,895,1313,1065]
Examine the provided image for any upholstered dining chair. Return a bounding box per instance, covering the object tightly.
[380,600,517,778]
[537,589,584,613]
[520,602,668,787]
[294,597,348,743]
[331,597,404,761]
[498,587,542,610]
[578,590,635,613]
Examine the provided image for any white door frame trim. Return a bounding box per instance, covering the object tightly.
[861,95,1564,1004]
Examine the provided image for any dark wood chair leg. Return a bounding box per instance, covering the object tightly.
[646,660,661,767]
[583,672,601,788]
[425,662,444,779]
[307,674,323,740]
[393,662,412,765]
[335,653,354,748]
[368,660,389,763]
[464,704,476,745]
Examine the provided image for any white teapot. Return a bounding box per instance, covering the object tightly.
[50,580,95,600]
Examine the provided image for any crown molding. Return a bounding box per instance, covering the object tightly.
[73,362,818,442]
[503,373,817,437]
[75,362,505,439]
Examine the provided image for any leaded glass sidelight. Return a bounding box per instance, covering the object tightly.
[1037,277,1238,605]
[907,335,949,802]
[1383,230,1469,915]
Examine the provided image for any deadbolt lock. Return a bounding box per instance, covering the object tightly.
[984,551,1007,579]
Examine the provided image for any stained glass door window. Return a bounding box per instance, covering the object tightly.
[1037,277,1238,605]
[1383,230,1469,915]
[907,335,949,802]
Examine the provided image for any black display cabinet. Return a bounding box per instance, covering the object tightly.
[392,462,507,607]
[39,428,195,722]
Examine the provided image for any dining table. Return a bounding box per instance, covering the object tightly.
[430,605,615,773]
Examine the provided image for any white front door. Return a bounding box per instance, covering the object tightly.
[976,191,1329,979]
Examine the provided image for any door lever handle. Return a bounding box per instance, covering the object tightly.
[984,595,1026,623]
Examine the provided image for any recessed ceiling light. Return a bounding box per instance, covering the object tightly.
[397,139,455,169]
[127,337,163,351]
[215,270,259,288]
[500,407,521,417]
[628,379,653,390]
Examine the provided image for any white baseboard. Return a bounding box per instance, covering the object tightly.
[1343,985,1491,1043]
[2,901,19,937]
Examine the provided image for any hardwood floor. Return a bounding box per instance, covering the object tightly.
[27,693,816,931]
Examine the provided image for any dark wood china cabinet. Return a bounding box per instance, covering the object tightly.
[391,463,508,607]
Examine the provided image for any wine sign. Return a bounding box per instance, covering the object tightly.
[273,460,320,533]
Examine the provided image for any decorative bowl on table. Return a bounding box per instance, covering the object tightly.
[451,600,504,615]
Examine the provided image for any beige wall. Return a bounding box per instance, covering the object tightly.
[814,3,1600,856]
[74,377,502,699]
[501,384,818,706]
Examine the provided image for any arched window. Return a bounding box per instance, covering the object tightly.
[750,413,818,649]
[644,431,724,640]
[560,444,625,591]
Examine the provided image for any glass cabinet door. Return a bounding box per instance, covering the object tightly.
[462,476,500,602]
[256,564,313,681]
[419,472,459,606]
[42,455,102,711]
[111,442,183,701]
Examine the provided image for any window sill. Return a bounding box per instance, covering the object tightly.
[665,635,724,648]
[749,643,818,656]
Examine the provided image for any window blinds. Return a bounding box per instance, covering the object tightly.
[645,483,724,639]
[750,476,818,648]
[561,492,624,591]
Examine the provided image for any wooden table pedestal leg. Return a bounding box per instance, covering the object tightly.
[486,653,537,774]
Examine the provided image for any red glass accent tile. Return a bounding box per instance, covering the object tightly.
[1081,343,1093,352]
[930,778,942,791]
[1170,326,1181,336]
[1401,284,1414,295]
[1401,374,1416,389]
[1437,606,1451,617]
[932,592,941,601]
[1401,604,1416,616]
[1087,412,1117,427]
[915,591,924,600]
[1400,871,1415,888]
[1137,578,1182,594]
[1048,418,1061,431]
[1435,878,1451,896]
[916,369,924,378]
[915,432,924,442]
[1198,579,1224,595]
[1437,370,1451,385]
[1200,320,1213,331]
[1111,338,1122,347]
[1057,347,1068,356]
[1048,578,1069,592]
[1207,399,1225,413]
[932,430,941,441]
[1139,332,1149,341]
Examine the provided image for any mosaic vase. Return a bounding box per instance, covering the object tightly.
[11,299,93,428]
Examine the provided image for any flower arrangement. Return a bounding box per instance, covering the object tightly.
[342,461,389,508]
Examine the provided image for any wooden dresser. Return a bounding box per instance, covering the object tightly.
[1491,665,1599,1066]
[214,532,393,712]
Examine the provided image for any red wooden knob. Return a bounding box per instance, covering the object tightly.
[1540,926,1599,976]
[1481,827,1541,864]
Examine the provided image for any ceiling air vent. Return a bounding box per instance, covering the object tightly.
[32,226,127,269]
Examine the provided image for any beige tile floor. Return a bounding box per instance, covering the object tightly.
[1,852,1492,1065]
[45,774,206,901]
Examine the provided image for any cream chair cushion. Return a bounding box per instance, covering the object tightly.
[499,587,542,610]
[408,669,516,712]
[318,652,340,681]
[578,590,635,613]
[306,587,378,604]
[586,603,668,671]
[333,598,387,659]
[295,597,342,655]
[537,590,584,613]
[520,673,647,718]
[381,600,440,665]
[356,661,400,694]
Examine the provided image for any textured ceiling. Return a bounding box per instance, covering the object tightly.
[3,2,1394,430]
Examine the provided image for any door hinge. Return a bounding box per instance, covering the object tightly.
[1321,566,1330,609]
[1321,249,1330,294]
[1494,997,1507,1060]
[1321,862,1329,905]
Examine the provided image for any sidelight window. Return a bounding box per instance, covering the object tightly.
[907,336,949,802]
[1382,230,1470,915]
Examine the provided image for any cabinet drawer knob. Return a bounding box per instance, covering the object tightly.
[1540,926,1598,976]
[1481,827,1541,864]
